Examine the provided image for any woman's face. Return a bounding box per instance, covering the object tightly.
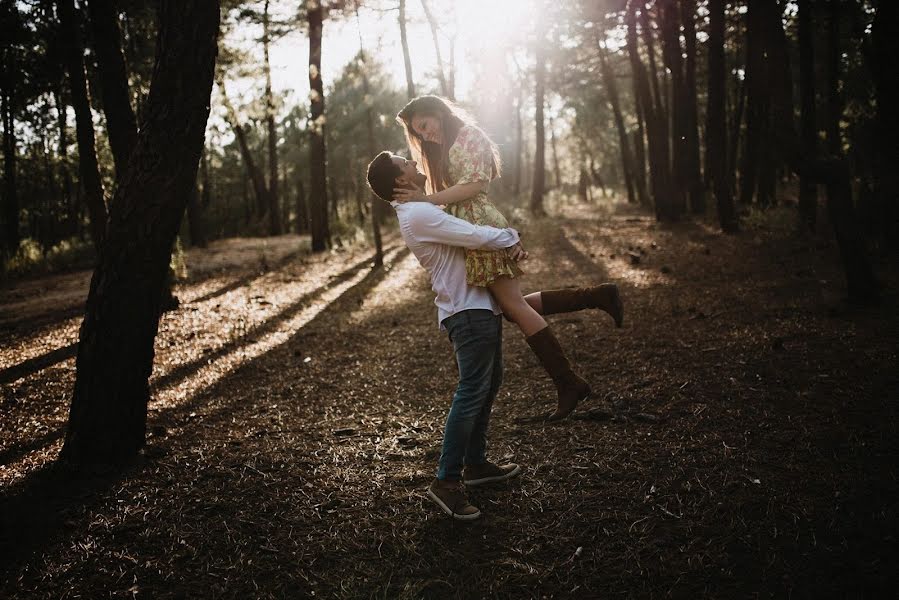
[411,113,443,145]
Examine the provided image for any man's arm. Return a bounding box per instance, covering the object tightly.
[404,203,519,250]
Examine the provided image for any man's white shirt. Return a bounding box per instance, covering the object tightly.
[391,201,520,329]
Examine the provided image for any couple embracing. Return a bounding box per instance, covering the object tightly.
[366,96,624,521]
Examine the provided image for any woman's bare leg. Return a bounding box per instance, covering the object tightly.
[488,277,546,337]
[523,292,543,314]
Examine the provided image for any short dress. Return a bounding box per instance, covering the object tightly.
[446,125,524,287]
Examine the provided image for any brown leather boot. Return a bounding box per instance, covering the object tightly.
[526,327,591,421]
[540,284,623,327]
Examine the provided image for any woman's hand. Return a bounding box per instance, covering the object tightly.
[507,242,529,262]
[393,181,428,204]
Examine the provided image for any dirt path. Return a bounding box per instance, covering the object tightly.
[1,202,897,598]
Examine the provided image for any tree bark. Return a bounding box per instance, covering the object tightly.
[55,87,76,233]
[1,34,19,256]
[680,0,703,213]
[628,0,672,220]
[797,0,818,231]
[61,0,220,466]
[57,0,108,250]
[598,41,636,205]
[398,0,415,99]
[530,38,546,216]
[307,2,330,252]
[707,0,737,232]
[87,0,138,179]
[871,1,899,246]
[659,0,687,217]
[263,0,281,235]
[548,111,562,191]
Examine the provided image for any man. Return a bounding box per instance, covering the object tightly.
[367,151,623,521]
[368,151,523,521]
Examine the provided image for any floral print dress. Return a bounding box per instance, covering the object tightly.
[446,125,523,287]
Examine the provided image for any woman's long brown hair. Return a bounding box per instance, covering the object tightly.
[396,95,501,194]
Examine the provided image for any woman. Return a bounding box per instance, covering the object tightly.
[394,95,623,420]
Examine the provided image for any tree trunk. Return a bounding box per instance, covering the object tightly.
[420,0,450,98]
[708,0,737,232]
[61,0,220,466]
[357,39,383,265]
[87,0,138,179]
[58,0,107,250]
[1,42,19,256]
[659,0,687,217]
[628,0,672,220]
[55,87,76,234]
[630,67,649,207]
[296,176,307,234]
[308,3,330,252]
[871,1,899,247]
[218,78,268,219]
[513,92,522,197]
[680,0,703,213]
[797,0,818,232]
[825,1,842,157]
[598,41,636,205]
[530,38,546,216]
[398,0,415,99]
[548,111,562,190]
[263,0,281,235]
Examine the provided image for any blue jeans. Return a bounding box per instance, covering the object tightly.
[437,309,503,481]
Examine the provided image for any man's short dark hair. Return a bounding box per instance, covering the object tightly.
[367,151,402,203]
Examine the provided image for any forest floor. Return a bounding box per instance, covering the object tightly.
[0,198,897,599]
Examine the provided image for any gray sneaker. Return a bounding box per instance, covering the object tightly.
[463,461,522,486]
[427,479,481,520]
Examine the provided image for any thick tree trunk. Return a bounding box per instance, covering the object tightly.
[58,0,108,250]
[797,0,818,232]
[871,1,899,247]
[530,39,546,216]
[61,0,220,466]
[680,0,703,213]
[707,0,737,232]
[398,0,415,99]
[659,0,687,217]
[308,3,330,252]
[263,0,281,235]
[87,0,138,179]
[598,42,636,204]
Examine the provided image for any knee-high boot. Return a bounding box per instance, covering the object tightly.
[540,283,623,327]
[525,326,591,420]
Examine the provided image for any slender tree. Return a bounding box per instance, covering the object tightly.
[420,0,450,98]
[61,0,220,465]
[262,0,281,235]
[0,3,20,255]
[659,0,688,217]
[57,0,108,250]
[530,36,547,216]
[307,0,330,252]
[797,0,817,231]
[355,8,383,266]
[398,0,415,99]
[87,0,139,179]
[871,1,898,246]
[680,0,703,213]
[598,41,637,205]
[218,77,268,218]
[707,0,737,232]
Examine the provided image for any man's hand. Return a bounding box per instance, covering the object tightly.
[393,181,427,204]
[507,242,529,262]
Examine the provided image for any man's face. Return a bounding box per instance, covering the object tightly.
[391,155,427,189]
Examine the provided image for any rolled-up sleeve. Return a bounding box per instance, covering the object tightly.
[403,203,518,250]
